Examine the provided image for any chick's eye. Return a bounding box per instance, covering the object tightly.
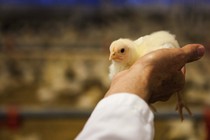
[120,48,125,53]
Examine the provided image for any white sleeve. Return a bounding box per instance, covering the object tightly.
[75,93,154,140]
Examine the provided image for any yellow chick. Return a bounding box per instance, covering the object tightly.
[109,31,192,121]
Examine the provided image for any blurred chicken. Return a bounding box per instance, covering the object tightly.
[109,31,192,120]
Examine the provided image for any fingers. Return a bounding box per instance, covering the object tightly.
[181,44,205,63]
[171,44,205,71]
[148,71,185,104]
[138,44,205,72]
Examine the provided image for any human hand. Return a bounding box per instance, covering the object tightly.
[105,44,205,103]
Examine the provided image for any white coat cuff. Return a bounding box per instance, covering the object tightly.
[95,93,154,122]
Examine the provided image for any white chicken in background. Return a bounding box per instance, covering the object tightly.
[109,31,192,120]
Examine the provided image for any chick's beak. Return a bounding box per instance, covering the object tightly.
[109,52,122,61]
[109,52,115,60]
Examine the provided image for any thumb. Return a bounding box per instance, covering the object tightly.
[181,44,205,63]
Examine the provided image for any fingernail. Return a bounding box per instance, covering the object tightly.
[197,45,205,57]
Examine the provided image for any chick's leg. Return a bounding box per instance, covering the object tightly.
[175,92,192,121]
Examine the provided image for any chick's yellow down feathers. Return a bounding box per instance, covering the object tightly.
[109,31,191,120]
[109,31,179,79]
